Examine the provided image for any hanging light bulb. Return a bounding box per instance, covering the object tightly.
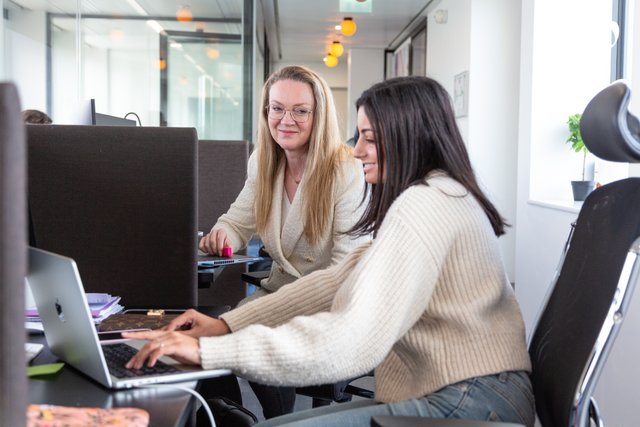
[109,28,124,41]
[329,41,344,57]
[158,58,167,70]
[176,5,193,22]
[324,53,339,68]
[206,47,220,59]
[340,17,357,36]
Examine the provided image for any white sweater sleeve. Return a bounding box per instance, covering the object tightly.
[200,191,445,387]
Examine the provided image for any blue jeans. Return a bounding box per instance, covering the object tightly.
[249,381,297,419]
[255,371,535,427]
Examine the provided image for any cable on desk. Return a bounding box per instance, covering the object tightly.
[124,112,142,126]
[135,383,216,427]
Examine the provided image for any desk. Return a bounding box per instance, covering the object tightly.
[198,266,225,289]
[28,334,198,427]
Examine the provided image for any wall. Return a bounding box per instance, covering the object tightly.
[3,7,47,110]
[346,48,385,139]
[468,0,521,280]
[0,0,4,79]
[425,0,520,280]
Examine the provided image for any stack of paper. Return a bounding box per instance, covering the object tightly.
[25,292,124,324]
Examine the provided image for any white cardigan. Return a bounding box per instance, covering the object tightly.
[212,151,369,294]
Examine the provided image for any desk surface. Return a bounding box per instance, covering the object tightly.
[28,334,197,427]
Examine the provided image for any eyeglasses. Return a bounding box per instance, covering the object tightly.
[266,105,313,123]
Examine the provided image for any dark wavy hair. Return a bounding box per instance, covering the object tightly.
[22,109,52,124]
[350,76,507,237]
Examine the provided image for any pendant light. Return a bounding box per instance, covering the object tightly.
[329,41,344,57]
[176,5,193,22]
[340,17,357,36]
[324,54,339,68]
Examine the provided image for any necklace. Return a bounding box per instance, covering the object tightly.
[288,170,302,184]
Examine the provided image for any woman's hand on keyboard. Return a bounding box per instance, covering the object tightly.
[122,330,200,369]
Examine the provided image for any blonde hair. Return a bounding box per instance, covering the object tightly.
[255,65,352,245]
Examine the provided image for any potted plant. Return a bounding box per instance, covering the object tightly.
[566,113,595,201]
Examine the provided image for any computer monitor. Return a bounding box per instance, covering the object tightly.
[90,99,136,126]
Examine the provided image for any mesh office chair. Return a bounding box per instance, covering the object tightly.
[372,83,640,427]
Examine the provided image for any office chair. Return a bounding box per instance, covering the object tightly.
[371,83,640,427]
[0,82,28,426]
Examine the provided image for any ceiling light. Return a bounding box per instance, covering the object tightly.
[206,48,220,60]
[340,17,357,36]
[109,29,124,41]
[329,41,344,57]
[324,54,339,68]
[176,5,193,22]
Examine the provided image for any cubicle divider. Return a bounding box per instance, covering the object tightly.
[0,82,27,427]
[197,139,251,308]
[27,125,199,309]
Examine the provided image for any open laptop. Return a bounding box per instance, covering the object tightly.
[27,247,231,389]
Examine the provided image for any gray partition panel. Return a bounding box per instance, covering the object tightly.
[28,125,198,309]
[0,82,27,427]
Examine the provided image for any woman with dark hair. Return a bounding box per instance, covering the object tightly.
[22,109,52,124]
[125,76,534,427]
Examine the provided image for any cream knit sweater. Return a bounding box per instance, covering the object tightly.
[201,172,531,403]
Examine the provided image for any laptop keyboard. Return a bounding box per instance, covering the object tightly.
[103,343,180,378]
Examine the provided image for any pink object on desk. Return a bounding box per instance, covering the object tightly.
[221,246,233,257]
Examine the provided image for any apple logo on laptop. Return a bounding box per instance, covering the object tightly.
[55,299,66,322]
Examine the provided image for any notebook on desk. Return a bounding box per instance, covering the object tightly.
[27,247,231,389]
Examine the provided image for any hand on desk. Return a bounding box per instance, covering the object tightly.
[199,229,231,256]
[122,309,231,369]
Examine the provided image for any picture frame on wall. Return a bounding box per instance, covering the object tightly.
[454,71,469,117]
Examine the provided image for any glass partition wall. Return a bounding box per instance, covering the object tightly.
[3,0,253,140]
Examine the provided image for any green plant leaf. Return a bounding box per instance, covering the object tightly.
[566,113,590,180]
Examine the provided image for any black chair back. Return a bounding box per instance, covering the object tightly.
[529,178,640,426]
[530,81,640,426]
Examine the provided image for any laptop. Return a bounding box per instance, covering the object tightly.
[197,252,263,268]
[27,247,231,389]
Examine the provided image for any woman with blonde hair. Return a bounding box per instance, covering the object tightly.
[199,65,369,418]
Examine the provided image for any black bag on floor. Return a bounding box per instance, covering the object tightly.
[200,396,257,427]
